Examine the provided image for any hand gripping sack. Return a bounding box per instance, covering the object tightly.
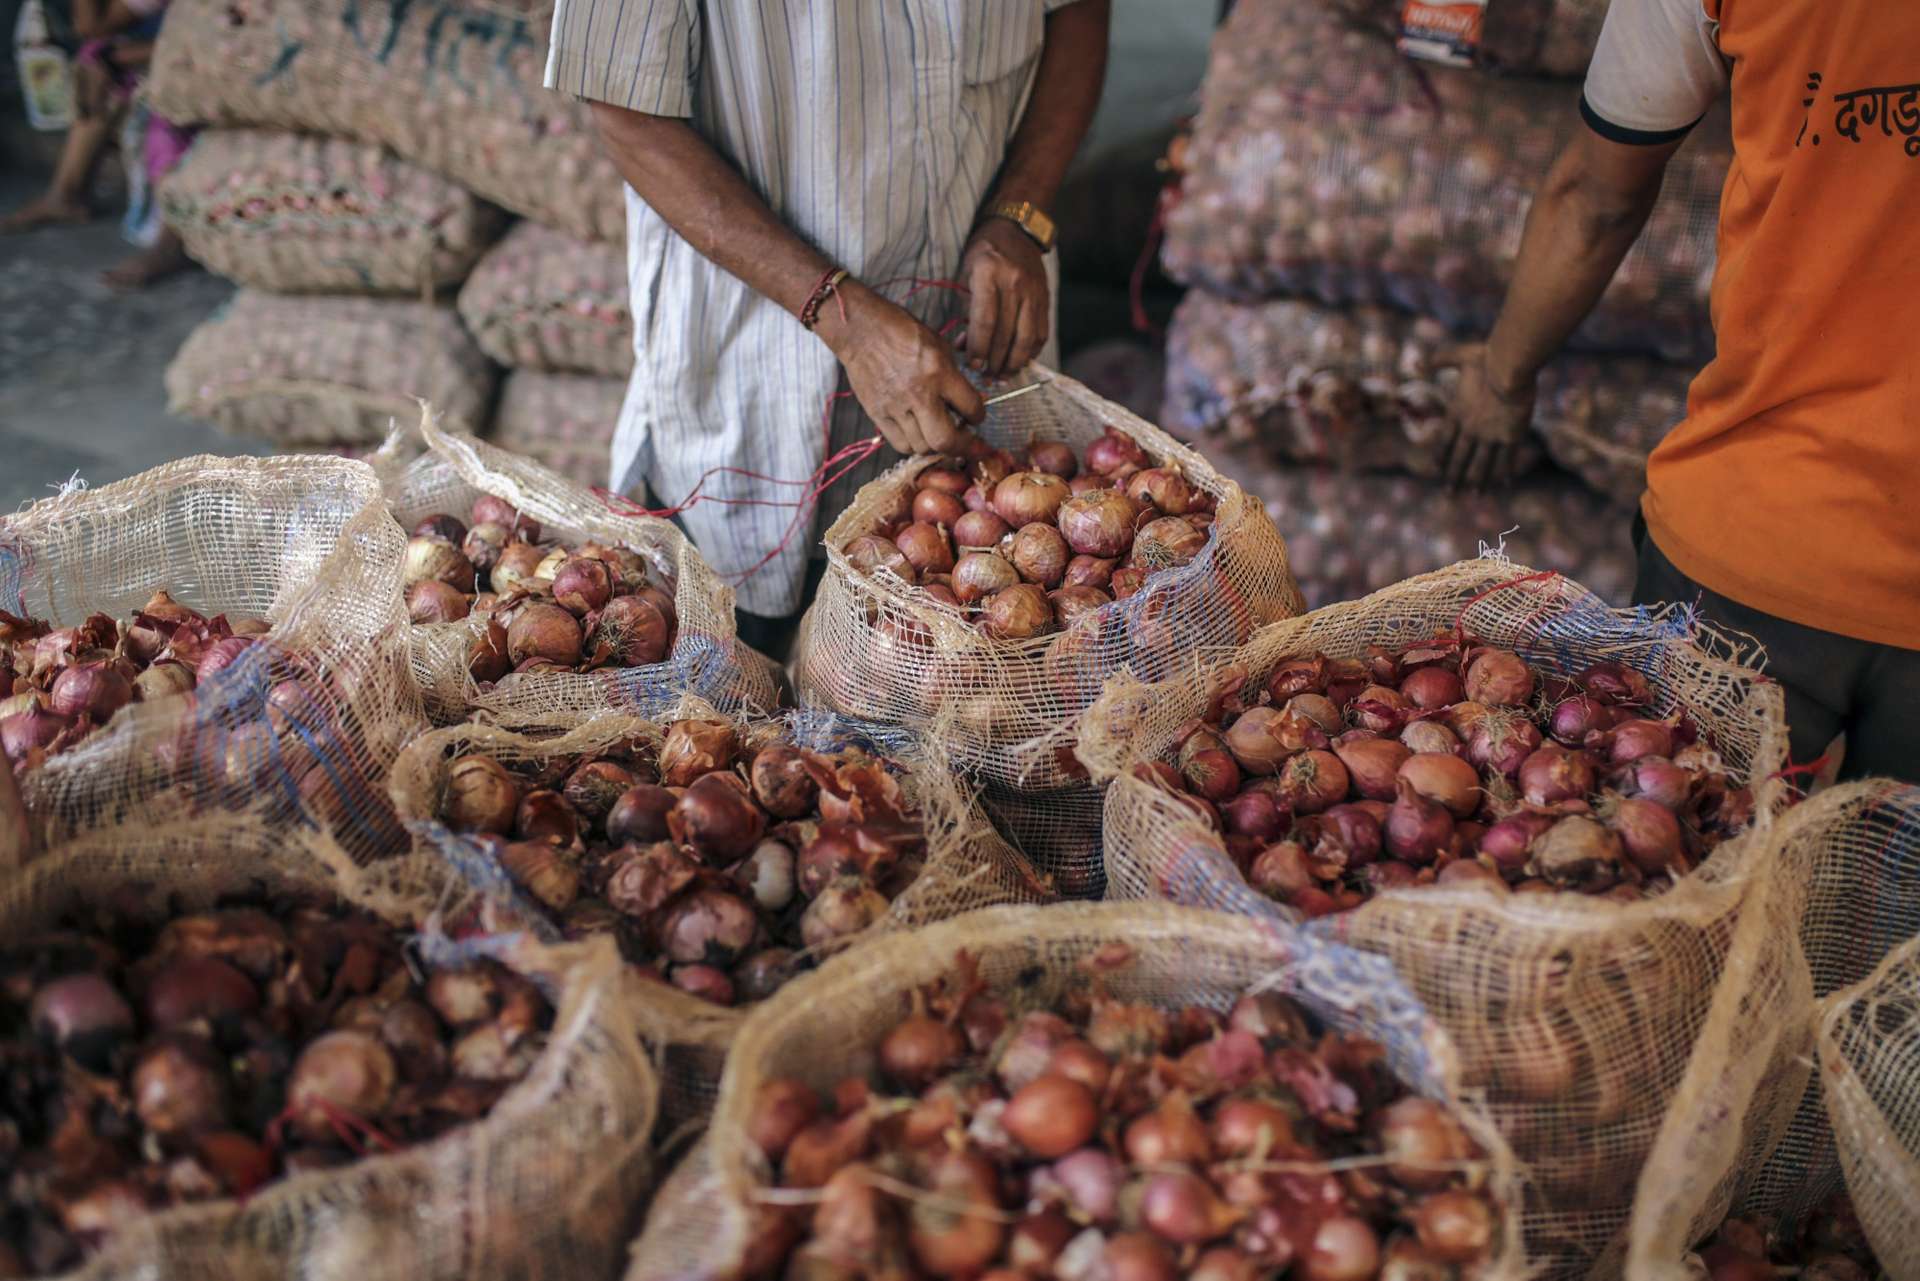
[388,412,779,726]
[627,901,1529,1281]
[386,706,1052,1122]
[166,291,497,446]
[146,0,624,244]
[1,817,657,1281]
[1165,0,1728,362]
[488,371,626,491]
[161,129,511,295]
[794,368,1301,791]
[1077,562,1792,1279]
[0,454,421,866]
[458,222,634,377]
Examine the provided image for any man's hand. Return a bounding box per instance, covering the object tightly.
[1443,344,1536,491]
[820,283,986,456]
[960,219,1050,376]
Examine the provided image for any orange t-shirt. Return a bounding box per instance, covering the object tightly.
[1582,0,1920,648]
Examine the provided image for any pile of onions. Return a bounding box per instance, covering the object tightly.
[841,429,1218,640]
[436,721,931,1006]
[1695,1200,1882,1281]
[742,957,1503,1279]
[1136,642,1756,915]
[0,591,273,772]
[401,496,678,683]
[0,899,550,1274]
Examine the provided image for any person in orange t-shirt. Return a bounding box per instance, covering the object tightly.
[1444,0,1919,781]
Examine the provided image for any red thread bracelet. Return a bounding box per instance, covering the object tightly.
[799,267,850,331]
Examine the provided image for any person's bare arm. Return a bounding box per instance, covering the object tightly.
[962,0,1111,375]
[588,103,984,455]
[71,1,147,40]
[1443,128,1684,488]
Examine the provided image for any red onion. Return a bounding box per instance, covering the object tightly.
[1604,717,1676,764]
[918,465,971,496]
[1058,490,1138,558]
[747,744,816,818]
[1463,649,1535,706]
[471,494,538,540]
[594,594,673,666]
[1414,1191,1495,1263]
[1062,554,1117,589]
[1386,778,1453,864]
[1518,743,1596,806]
[1620,756,1694,811]
[659,888,760,965]
[1133,516,1206,568]
[549,557,614,619]
[132,1035,231,1138]
[607,783,678,844]
[444,755,519,833]
[996,1011,1073,1092]
[1267,654,1331,701]
[462,522,508,575]
[1221,788,1288,842]
[879,1015,965,1089]
[799,878,890,950]
[747,1078,821,1162]
[1549,695,1617,744]
[673,772,766,862]
[846,533,914,580]
[1333,737,1411,801]
[285,1030,396,1141]
[1301,1217,1381,1281]
[1436,860,1508,892]
[1027,440,1079,479]
[407,579,470,624]
[1531,816,1625,890]
[1050,585,1111,627]
[1607,795,1684,875]
[1479,810,1556,873]
[507,603,583,668]
[1467,712,1542,779]
[1578,660,1653,707]
[1250,841,1311,899]
[952,510,1010,550]
[671,964,736,1005]
[48,661,133,722]
[1124,1093,1212,1166]
[1125,467,1198,516]
[1319,803,1383,866]
[962,483,993,512]
[896,522,956,575]
[196,637,257,682]
[1086,427,1149,476]
[1011,523,1071,587]
[466,618,512,682]
[1400,720,1460,755]
[1141,1170,1239,1245]
[31,973,134,1062]
[1004,1074,1098,1157]
[906,1148,1006,1276]
[952,551,1021,605]
[404,536,477,591]
[1400,666,1464,709]
[1221,707,1293,775]
[1110,566,1149,599]
[1276,749,1349,813]
[992,472,1071,527]
[1181,747,1241,802]
[981,583,1055,640]
[1351,684,1412,734]
[913,486,967,527]
[1286,693,1344,735]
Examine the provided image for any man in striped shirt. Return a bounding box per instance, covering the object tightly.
[546,1,1110,652]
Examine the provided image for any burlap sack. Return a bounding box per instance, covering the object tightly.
[1077,561,1793,1280]
[628,901,1528,1281]
[161,129,510,295]
[388,413,780,725]
[4,818,656,1281]
[1816,908,1920,1280]
[1165,290,1688,507]
[387,706,1052,1120]
[166,291,498,446]
[1165,0,1727,362]
[147,0,623,244]
[1622,779,1920,1278]
[0,454,421,866]
[1328,0,1611,77]
[488,370,626,491]
[794,367,1302,796]
[458,222,634,377]
[1224,452,1639,608]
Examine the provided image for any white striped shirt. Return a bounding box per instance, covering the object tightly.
[546,0,1069,616]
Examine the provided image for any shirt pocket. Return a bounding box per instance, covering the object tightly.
[961,0,1045,85]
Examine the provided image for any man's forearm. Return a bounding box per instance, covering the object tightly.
[982,0,1111,215]
[1483,132,1679,393]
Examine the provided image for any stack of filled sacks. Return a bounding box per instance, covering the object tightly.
[150,0,625,460]
[1159,0,1726,607]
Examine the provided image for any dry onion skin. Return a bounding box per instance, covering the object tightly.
[1693,1200,1883,1281]
[0,899,551,1275]
[740,951,1503,1280]
[400,499,679,684]
[436,723,930,1007]
[1136,642,1757,917]
[839,431,1218,638]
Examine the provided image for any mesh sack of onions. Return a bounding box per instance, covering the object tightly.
[628,901,1528,1281]
[165,292,497,447]
[487,371,625,492]
[793,367,1300,802]
[1620,780,1920,1279]
[974,775,1112,900]
[1322,0,1612,78]
[1165,291,1687,507]
[0,816,656,1281]
[1162,0,1727,363]
[1076,562,1801,1279]
[160,129,510,295]
[146,0,623,244]
[387,412,779,726]
[1232,458,1638,608]
[457,222,634,378]
[0,454,420,866]
[388,706,1050,1117]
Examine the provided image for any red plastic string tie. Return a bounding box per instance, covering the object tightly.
[1130,190,1172,337]
[1768,753,1833,784]
[1451,571,1563,650]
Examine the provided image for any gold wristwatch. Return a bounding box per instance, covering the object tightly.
[987,199,1057,252]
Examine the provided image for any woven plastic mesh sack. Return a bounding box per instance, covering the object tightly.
[1327,0,1612,77]
[1165,0,1728,362]
[793,366,1302,794]
[146,0,623,244]
[1165,290,1688,507]
[628,900,1529,1281]
[166,291,498,446]
[458,222,634,377]
[0,454,423,867]
[974,774,1111,900]
[1229,456,1639,608]
[160,128,511,295]
[387,705,1051,1123]
[1817,910,1920,1279]
[1622,780,1920,1276]
[2,817,658,1281]
[387,412,780,725]
[1075,561,1792,1279]
[488,370,626,490]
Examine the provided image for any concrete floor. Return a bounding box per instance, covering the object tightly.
[0,169,266,514]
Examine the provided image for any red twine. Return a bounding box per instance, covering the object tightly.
[1130,189,1172,337]
[265,1095,401,1163]
[1450,570,1564,650]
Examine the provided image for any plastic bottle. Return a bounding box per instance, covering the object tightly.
[14,0,75,131]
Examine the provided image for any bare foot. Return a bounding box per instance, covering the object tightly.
[0,196,91,234]
[101,238,190,292]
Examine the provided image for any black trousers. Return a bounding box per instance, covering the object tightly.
[734,557,828,666]
[1633,525,1920,783]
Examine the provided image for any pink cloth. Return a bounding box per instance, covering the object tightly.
[145,113,194,183]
